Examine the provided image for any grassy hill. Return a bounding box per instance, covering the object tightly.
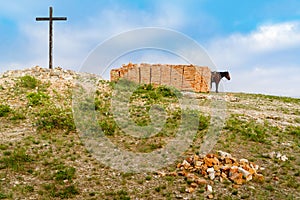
[0,67,299,199]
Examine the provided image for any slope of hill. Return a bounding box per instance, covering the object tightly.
[0,67,299,199]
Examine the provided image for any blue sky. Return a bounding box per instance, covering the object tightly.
[0,0,300,97]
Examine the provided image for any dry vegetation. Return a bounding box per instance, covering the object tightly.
[0,68,299,199]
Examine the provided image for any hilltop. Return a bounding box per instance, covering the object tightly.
[0,66,299,199]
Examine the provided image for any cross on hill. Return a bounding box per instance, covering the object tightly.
[36,6,67,69]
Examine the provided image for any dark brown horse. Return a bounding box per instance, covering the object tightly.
[211,71,231,93]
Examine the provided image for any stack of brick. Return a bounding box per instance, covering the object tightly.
[110,63,211,93]
[175,151,264,194]
[157,151,264,196]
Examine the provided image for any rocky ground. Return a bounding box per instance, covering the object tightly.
[0,66,299,199]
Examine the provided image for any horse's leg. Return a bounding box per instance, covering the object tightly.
[216,82,219,93]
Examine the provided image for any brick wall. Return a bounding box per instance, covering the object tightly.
[110,63,211,93]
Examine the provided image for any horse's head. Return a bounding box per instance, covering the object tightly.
[224,71,231,80]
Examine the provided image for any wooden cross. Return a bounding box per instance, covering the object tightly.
[36,7,67,69]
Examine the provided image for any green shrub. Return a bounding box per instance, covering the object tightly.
[0,193,8,199]
[116,190,130,200]
[10,111,26,120]
[26,92,49,106]
[286,126,300,137]
[18,75,39,89]
[43,184,79,199]
[0,148,32,171]
[36,107,75,132]
[157,85,181,98]
[198,114,209,131]
[54,166,76,182]
[24,185,34,193]
[99,119,116,135]
[0,144,8,150]
[132,84,182,100]
[57,185,79,198]
[0,104,11,117]
[225,116,271,143]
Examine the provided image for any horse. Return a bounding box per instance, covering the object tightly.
[211,71,231,93]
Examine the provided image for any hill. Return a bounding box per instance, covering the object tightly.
[0,66,299,199]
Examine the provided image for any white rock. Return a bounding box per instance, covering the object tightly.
[207,167,215,180]
[206,185,213,193]
[281,142,292,146]
[248,186,255,190]
[280,155,288,161]
[238,167,252,181]
[268,151,276,159]
[276,152,282,159]
[207,167,215,173]
[240,158,249,163]
[208,173,215,180]
[217,150,232,158]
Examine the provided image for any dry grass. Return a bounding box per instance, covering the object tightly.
[0,74,299,199]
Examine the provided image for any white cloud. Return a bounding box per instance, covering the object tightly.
[1,1,189,72]
[208,21,300,68]
[206,21,300,97]
[225,66,300,97]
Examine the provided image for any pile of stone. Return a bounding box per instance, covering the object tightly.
[1,66,78,80]
[0,66,104,94]
[159,151,264,196]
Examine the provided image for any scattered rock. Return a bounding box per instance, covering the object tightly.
[185,187,195,193]
[280,155,288,162]
[262,151,288,162]
[253,174,264,182]
[217,150,233,159]
[248,186,255,190]
[195,178,207,185]
[206,184,213,193]
[232,184,241,189]
[281,142,292,146]
[207,167,215,180]
[190,182,198,188]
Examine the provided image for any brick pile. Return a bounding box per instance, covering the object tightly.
[158,151,264,196]
[110,63,211,93]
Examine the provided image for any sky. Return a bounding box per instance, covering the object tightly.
[0,0,300,97]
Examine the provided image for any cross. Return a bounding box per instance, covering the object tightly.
[36,6,67,69]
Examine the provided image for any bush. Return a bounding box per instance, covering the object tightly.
[157,85,181,98]
[36,107,75,132]
[225,116,271,143]
[286,126,300,137]
[43,183,79,199]
[54,166,76,182]
[99,119,116,135]
[0,148,32,171]
[26,92,49,106]
[57,185,79,198]
[0,104,11,117]
[10,111,26,120]
[18,75,39,89]
[0,193,9,199]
